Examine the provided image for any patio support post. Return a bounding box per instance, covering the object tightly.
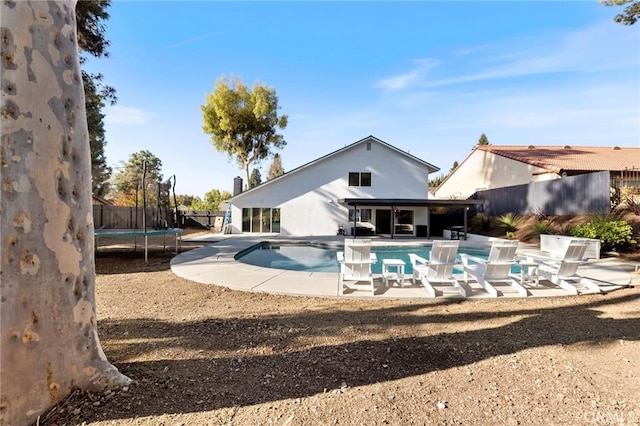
[391,206,395,239]
[464,206,468,241]
[353,203,358,239]
[426,207,431,239]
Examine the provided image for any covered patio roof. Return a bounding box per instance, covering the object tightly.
[338,198,483,208]
[337,198,483,239]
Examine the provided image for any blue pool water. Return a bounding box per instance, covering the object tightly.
[235,242,503,274]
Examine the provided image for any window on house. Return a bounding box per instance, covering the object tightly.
[349,208,372,222]
[271,208,281,233]
[242,207,281,233]
[242,208,251,232]
[349,172,360,186]
[261,208,271,233]
[348,172,372,186]
[251,208,261,233]
[394,210,414,235]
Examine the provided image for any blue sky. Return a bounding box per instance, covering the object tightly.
[83,1,640,198]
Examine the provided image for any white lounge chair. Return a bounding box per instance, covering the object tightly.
[526,239,601,295]
[408,240,469,297]
[460,239,526,297]
[337,238,377,295]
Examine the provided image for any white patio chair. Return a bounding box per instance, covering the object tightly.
[527,239,601,295]
[408,240,469,297]
[337,238,377,295]
[460,239,526,297]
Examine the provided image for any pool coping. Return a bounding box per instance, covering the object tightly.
[170,234,638,299]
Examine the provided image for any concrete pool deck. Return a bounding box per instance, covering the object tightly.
[170,233,640,299]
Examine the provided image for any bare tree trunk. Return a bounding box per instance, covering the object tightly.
[1,1,130,425]
[244,162,251,190]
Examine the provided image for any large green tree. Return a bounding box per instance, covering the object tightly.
[192,189,232,211]
[268,153,285,180]
[601,0,640,24]
[83,73,114,196]
[76,0,116,196]
[175,194,197,208]
[201,77,288,189]
[250,168,263,188]
[112,151,163,206]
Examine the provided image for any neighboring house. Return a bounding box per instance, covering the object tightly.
[432,145,640,200]
[229,136,479,237]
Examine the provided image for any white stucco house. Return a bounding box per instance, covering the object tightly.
[432,144,640,200]
[228,136,479,237]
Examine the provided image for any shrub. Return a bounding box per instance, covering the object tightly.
[533,220,552,235]
[497,212,523,233]
[570,223,597,239]
[472,213,491,231]
[570,218,637,253]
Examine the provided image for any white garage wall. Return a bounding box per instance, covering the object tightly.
[434,149,553,199]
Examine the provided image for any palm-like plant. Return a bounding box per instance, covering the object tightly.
[533,219,552,235]
[497,212,523,233]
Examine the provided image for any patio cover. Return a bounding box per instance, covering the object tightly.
[338,198,484,239]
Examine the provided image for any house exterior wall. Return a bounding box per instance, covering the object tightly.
[230,140,432,236]
[433,150,555,199]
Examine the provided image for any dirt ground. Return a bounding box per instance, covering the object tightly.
[40,227,640,426]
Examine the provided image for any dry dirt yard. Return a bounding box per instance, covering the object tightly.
[41,235,640,426]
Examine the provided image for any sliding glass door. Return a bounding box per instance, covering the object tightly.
[394,210,414,235]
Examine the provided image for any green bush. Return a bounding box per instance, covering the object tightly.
[533,220,552,235]
[497,212,523,233]
[570,219,637,253]
[472,213,491,231]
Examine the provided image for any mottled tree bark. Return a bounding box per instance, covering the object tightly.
[1,1,130,425]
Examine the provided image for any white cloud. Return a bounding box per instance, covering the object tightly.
[374,58,440,91]
[167,33,214,49]
[376,21,639,90]
[104,105,152,125]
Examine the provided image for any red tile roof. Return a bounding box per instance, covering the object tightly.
[476,145,640,173]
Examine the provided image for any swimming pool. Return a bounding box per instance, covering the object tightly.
[235,242,503,274]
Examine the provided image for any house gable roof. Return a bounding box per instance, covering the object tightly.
[232,135,440,200]
[431,144,639,196]
[476,145,640,174]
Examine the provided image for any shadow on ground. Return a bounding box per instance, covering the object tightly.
[60,290,640,423]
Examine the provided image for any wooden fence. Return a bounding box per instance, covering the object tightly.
[92,206,227,230]
[476,171,611,215]
[178,210,226,230]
